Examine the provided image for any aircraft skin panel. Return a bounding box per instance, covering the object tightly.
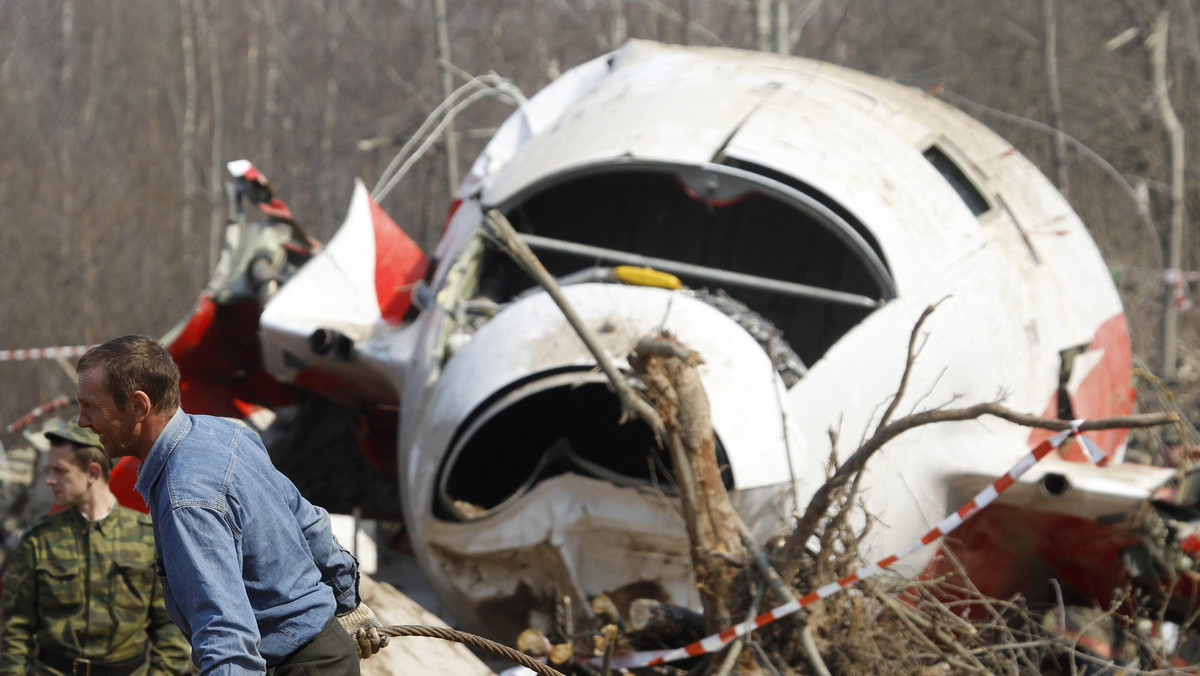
[953,458,1174,520]
[115,36,1163,640]
[937,458,1173,607]
[480,45,776,208]
[721,95,985,293]
[467,40,1120,338]
[397,285,804,511]
[258,179,414,403]
[466,41,1119,318]
[1028,314,1135,462]
[422,473,699,639]
[370,196,428,325]
[456,55,613,202]
[262,180,383,343]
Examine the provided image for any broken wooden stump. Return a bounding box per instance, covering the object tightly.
[590,593,625,631]
[628,598,705,643]
[630,332,767,675]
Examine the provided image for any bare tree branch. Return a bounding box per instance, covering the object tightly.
[483,209,668,443]
[876,300,942,431]
[781,401,1178,581]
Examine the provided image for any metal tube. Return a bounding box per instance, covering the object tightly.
[520,233,881,310]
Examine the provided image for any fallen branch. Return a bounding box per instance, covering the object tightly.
[483,209,667,442]
[630,333,757,641]
[875,300,941,431]
[781,401,1178,579]
[800,623,832,676]
[715,588,765,676]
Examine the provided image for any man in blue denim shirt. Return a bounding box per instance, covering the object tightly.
[75,335,388,675]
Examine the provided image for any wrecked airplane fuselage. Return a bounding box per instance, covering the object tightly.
[384,40,1139,635]
[185,41,1164,638]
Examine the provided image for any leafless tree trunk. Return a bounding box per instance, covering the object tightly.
[788,0,825,53]
[682,0,692,44]
[1043,0,1070,197]
[773,0,788,53]
[629,339,753,631]
[243,6,259,137]
[74,3,105,341]
[1179,0,1200,69]
[58,1,75,261]
[78,10,104,137]
[201,1,225,273]
[283,114,297,194]
[755,0,771,51]
[532,7,559,83]
[1151,4,1186,379]
[262,0,281,170]
[319,0,343,228]
[179,0,198,247]
[432,0,459,198]
[610,0,627,48]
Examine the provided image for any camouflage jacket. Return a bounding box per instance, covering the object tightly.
[0,505,190,675]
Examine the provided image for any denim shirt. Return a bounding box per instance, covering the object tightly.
[135,410,359,675]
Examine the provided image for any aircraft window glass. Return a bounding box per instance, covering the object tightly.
[922,145,991,217]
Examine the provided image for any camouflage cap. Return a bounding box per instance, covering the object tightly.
[44,418,103,449]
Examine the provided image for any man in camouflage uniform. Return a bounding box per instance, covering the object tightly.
[0,420,190,675]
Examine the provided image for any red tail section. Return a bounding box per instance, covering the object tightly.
[370,195,428,324]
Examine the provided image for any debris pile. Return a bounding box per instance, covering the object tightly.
[510,462,1200,675]
[495,322,1192,675]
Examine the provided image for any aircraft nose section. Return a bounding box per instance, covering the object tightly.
[401,284,810,634]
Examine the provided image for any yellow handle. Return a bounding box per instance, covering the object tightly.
[613,266,684,290]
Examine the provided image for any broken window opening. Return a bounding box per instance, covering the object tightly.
[481,165,891,367]
[434,373,733,522]
[718,157,889,267]
[923,145,991,217]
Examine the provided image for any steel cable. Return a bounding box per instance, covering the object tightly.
[380,625,565,676]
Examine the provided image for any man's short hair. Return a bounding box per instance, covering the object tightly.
[54,442,113,482]
[78,335,181,413]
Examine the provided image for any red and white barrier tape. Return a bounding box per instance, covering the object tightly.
[595,421,1097,670]
[0,345,93,362]
[6,395,72,433]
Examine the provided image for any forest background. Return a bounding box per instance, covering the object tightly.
[1,0,1199,445]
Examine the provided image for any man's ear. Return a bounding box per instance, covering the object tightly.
[130,390,153,421]
[87,462,104,482]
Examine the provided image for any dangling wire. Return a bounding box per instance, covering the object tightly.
[372,72,525,202]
